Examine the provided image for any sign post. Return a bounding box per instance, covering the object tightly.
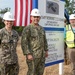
[59,63,64,75]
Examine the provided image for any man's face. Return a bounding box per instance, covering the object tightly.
[31,16,40,25]
[70,19,75,26]
[4,20,14,28]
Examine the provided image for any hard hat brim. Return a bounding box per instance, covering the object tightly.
[3,18,15,21]
[30,14,41,16]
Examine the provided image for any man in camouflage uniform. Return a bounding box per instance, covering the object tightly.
[21,8,48,75]
[0,12,19,75]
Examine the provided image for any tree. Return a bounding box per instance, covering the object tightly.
[65,0,75,14]
[0,7,10,17]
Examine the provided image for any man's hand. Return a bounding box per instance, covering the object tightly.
[45,51,48,57]
[27,54,33,60]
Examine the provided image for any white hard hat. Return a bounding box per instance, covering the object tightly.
[3,12,15,21]
[69,14,75,19]
[30,8,41,16]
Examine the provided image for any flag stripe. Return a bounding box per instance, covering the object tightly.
[16,0,20,26]
[19,0,23,26]
[30,0,32,23]
[14,0,17,26]
[22,0,26,26]
[27,0,31,25]
[25,0,28,26]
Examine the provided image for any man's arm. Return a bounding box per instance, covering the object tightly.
[44,30,48,57]
[21,27,31,55]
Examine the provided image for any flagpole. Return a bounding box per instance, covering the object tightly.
[32,0,38,9]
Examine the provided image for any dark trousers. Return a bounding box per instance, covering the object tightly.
[67,47,75,75]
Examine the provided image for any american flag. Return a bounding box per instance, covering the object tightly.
[14,0,32,26]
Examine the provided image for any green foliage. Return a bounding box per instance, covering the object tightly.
[65,0,70,7]
[0,23,5,29]
[0,17,5,29]
[0,8,10,14]
[65,0,75,14]
[13,26,24,36]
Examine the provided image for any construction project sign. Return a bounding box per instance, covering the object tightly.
[38,0,65,66]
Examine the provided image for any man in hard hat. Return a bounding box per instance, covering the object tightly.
[0,12,19,75]
[21,8,48,75]
[65,14,75,75]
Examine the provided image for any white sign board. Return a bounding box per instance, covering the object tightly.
[38,0,65,66]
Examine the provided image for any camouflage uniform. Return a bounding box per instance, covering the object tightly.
[0,28,19,75]
[21,24,48,75]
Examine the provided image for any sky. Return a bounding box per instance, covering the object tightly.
[0,0,14,14]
